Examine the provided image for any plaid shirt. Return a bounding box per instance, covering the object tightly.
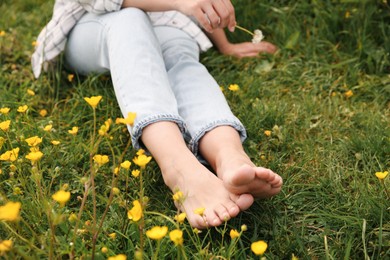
[31,0,212,78]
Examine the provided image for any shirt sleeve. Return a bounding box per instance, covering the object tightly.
[74,0,123,14]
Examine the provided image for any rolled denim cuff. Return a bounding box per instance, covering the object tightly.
[130,114,187,151]
[188,119,247,157]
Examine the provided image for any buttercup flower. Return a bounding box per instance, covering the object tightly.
[228,84,240,92]
[230,229,240,239]
[25,136,42,147]
[68,126,79,135]
[120,160,131,169]
[0,201,21,221]
[0,240,12,255]
[108,254,126,260]
[84,96,102,109]
[51,140,61,145]
[0,120,11,131]
[131,169,140,177]
[375,171,388,180]
[136,149,145,156]
[98,119,112,136]
[43,124,53,131]
[0,107,10,115]
[0,148,20,162]
[52,190,71,207]
[264,130,272,137]
[108,232,117,240]
[17,105,28,113]
[116,112,136,126]
[173,191,184,202]
[27,89,35,96]
[169,229,183,245]
[194,207,205,216]
[344,90,353,98]
[68,74,74,82]
[39,109,48,117]
[25,151,44,163]
[146,226,168,240]
[251,240,268,256]
[133,154,152,169]
[127,200,142,222]
[0,31,5,37]
[174,213,187,223]
[93,154,109,166]
[112,187,120,195]
[101,247,108,254]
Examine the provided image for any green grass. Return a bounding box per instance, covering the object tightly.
[1,0,389,259]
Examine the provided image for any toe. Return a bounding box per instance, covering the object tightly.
[214,204,231,223]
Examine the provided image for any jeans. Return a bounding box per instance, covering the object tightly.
[64,7,246,156]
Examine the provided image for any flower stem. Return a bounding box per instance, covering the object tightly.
[235,25,254,36]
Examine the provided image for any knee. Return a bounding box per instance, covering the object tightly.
[110,7,150,26]
[163,37,200,67]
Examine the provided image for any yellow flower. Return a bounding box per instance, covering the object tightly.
[136,149,145,156]
[25,151,44,163]
[146,226,168,240]
[169,229,183,246]
[25,136,42,147]
[27,89,35,96]
[375,171,388,180]
[0,120,11,131]
[264,130,271,137]
[51,140,61,145]
[127,200,142,222]
[108,254,126,260]
[0,148,20,162]
[101,247,108,254]
[98,119,112,136]
[344,90,353,98]
[68,126,79,135]
[116,112,137,126]
[93,154,109,166]
[174,213,187,223]
[113,167,120,175]
[17,105,28,113]
[133,154,152,169]
[172,191,184,202]
[120,160,131,169]
[112,187,120,195]
[241,224,248,232]
[43,124,53,131]
[52,190,71,207]
[39,109,48,117]
[194,207,205,216]
[0,107,10,115]
[84,96,102,109]
[108,232,117,240]
[32,41,37,46]
[251,240,268,256]
[292,253,299,260]
[0,240,13,255]
[131,169,140,178]
[230,229,240,239]
[68,213,78,223]
[67,74,74,82]
[0,30,5,37]
[0,201,21,221]
[228,84,240,92]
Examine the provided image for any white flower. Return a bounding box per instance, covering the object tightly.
[252,29,264,44]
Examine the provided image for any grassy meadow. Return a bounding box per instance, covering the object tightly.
[0,0,389,259]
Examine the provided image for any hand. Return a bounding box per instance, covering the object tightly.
[174,0,236,33]
[219,41,277,58]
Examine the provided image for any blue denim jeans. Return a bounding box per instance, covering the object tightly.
[64,8,246,155]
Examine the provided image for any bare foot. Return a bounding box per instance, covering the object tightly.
[162,161,254,229]
[216,150,283,198]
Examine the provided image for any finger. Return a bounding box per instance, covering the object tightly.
[210,0,230,28]
[202,4,221,29]
[221,0,236,31]
[193,8,214,33]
